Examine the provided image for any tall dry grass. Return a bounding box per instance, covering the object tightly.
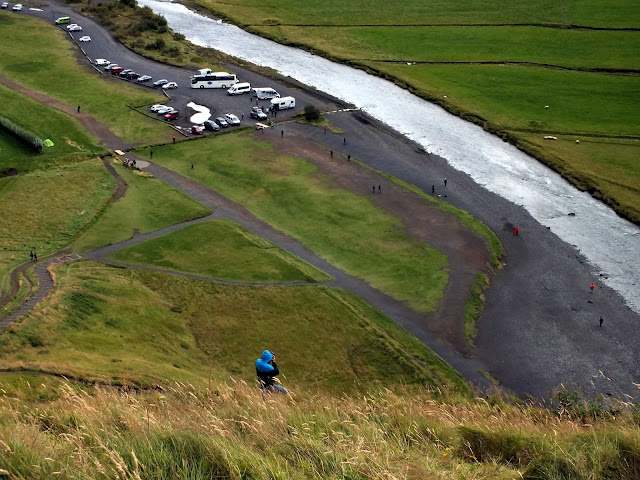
[0,379,638,479]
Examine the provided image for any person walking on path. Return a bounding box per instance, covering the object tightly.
[324,126,327,134]
[281,130,284,138]
[191,162,194,169]
[173,136,176,145]
[255,350,290,394]
[77,105,81,113]
[513,227,517,236]
[515,226,520,236]
[330,150,333,158]
[241,113,244,121]
[347,154,351,162]
[432,185,435,194]
[150,150,153,160]
[599,316,603,327]
[444,178,447,187]
[378,185,381,193]
[591,283,595,292]
[343,137,346,145]
[33,252,37,262]
[372,185,376,194]
[29,251,33,261]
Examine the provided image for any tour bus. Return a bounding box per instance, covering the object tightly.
[190,71,238,89]
[252,87,280,100]
[55,17,71,24]
[227,82,251,95]
[270,96,296,110]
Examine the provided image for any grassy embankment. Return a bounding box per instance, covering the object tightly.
[195,0,640,224]
[73,161,212,252]
[0,376,638,479]
[0,261,466,394]
[138,133,455,314]
[107,219,333,283]
[0,12,168,145]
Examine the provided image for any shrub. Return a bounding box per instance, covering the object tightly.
[303,104,321,122]
[0,115,43,151]
[164,45,181,57]
[174,32,186,41]
[118,0,135,8]
[145,38,166,50]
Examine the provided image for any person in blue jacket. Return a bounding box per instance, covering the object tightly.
[255,350,290,394]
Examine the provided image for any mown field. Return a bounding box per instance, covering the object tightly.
[0,12,167,145]
[108,219,333,283]
[138,133,453,313]
[0,261,465,394]
[195,0,640,223]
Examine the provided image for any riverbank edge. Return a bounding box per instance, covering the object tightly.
[185,0,640,227]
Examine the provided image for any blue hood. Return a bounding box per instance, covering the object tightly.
[256,350,274,373]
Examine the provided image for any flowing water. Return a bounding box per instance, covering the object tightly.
[139,0,640,312]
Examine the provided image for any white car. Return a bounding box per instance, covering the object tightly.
[13,4,23,10]
[224,113,241,125]
[1,3,9,9]
[67,24,82,32]
[78,36,91,42]
[155,106,175,115]
[149,104,168,113]
[94,59,110,66]
[162,82,178,90]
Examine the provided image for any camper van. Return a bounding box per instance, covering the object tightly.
[252,87,280,100]
[270,96,296,111]
[55,17,71,25]
[196,68,213,76]
[227,82,251,95]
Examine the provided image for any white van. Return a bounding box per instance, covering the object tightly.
[252,87,280,100]
[227,82,251,95]
[270,96,295,110]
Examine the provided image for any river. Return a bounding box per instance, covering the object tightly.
[139,0,639,313]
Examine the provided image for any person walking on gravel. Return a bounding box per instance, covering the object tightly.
[591,283,595,292]
[30,251,33,261]
[600,316,603,327]
[77,105,81,113]
[444,177,447,187]
[256,350,290,394]
[432,185,435,194]
[33,252,37,262]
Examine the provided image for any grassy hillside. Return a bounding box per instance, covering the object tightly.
[0,261,466,394]
[195,0,640,224]
[0,378,637,479]
[107,219,333,283]
[73,161,212,252]
[0,13,167,145]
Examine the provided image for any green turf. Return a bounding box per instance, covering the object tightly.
[137,133,450,313]
[107,219,334,283]
[0,261,467,394]
[0,159,115,298]
[197,0,640,223]
[0,83,102,174]
[73,162,212,252]
[0,13,167,144]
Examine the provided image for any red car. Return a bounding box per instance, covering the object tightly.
[164,112,179,120]
[111,66,125,74]
[191,125,205,135]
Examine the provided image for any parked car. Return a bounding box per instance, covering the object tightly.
[118,69,133,77]
[203,120,220,132]
[1,3,10,9]
[149,104,166,113]
[155,106,175,115]
[214,117,229,128]
[191,125,205,135]
[164,112,179,120]
[78,36,91,42]
[162,82,178,90]
[153,79,168,87]
[136,75,152,83]
[126,72,140,80]
[12,4,23,11]
[224,113,241,126]
[94,59,110,66]
[250,107,268,120]
[67,24,82,32]
[111,66,125,74]
[104,64,118,71]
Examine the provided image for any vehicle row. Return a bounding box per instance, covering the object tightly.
[97,60,176,88]
[2,3,23,11]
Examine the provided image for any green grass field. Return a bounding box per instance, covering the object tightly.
[0,261,465,394]
[137,133,452,313]
[108,219,333,283]
[0,83,102,174]
[197,0,640,223]
[73,162,212,252]
[0,13,167,145]
[0,159,114,299]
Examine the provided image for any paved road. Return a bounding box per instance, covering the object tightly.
[9,1,640,400]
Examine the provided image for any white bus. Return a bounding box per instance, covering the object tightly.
[190,72,238,89]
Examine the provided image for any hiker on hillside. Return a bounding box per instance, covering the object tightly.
[256,350,290,394]
[30,251,33,261]
[33,252,37,262]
